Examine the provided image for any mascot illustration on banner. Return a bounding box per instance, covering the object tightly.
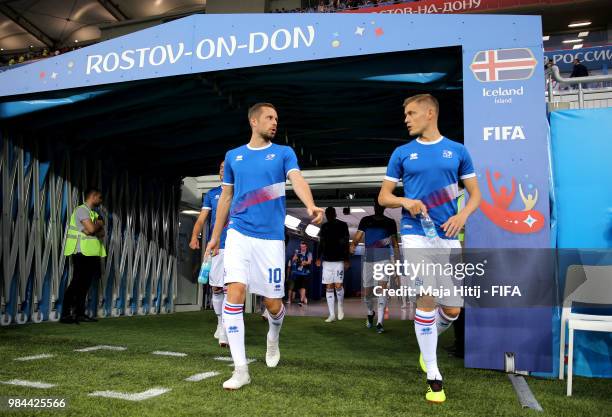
[480,169,544,234]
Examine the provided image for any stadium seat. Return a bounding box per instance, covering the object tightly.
[558,265,612,396]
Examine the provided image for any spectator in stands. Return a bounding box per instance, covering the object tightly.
[570,58,589,90]
[544,60,558,92]
[570,58,589,78]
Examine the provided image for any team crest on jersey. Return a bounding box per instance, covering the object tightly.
[442,150,453,158]
[265,153,276,160]
[410,152,419,160]
[235,155,243,161]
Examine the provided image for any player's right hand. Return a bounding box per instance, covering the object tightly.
[189,238,200,250]
[308,206,325,225]
[315,259,321,267]
[204,237,219,257]
[403,198,427,218]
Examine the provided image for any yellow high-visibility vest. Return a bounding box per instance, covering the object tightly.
[64,204,107,257]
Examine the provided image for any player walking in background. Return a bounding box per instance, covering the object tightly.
[378,94,481,403]
[350,197,399,334]
[190,161,229,347]
[316,207,350,323]
[205,103,323,390]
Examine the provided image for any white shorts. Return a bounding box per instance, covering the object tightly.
[209,249,225,288]
[401,234,463,307]
[223,229,285,299]
[322,261,344,284]
[362,260,391,288]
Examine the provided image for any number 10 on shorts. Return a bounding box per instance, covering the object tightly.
[268,268,282,284]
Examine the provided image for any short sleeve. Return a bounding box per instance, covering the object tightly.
[202,193,212,210]
[459,146,476,180]
[319,223,327,240]
[284,147,300,178]
[76,207,90,224]
[384,148,403,182]
[223,152,234,185]
[357,217,366,232]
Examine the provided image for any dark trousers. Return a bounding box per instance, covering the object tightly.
[62,254,101,317]
[454,307,465,356]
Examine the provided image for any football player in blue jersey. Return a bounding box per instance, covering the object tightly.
[378,94,481,403]
[350,197,399,334]
[205,103,324,390]
[190,161,229,347]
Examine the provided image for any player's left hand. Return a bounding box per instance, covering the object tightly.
[441,213,467,238]
[308,206,324,224]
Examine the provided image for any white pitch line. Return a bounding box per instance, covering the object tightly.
[14,353,55,361]
[213,356,256,365]
[1,379,56,389]
[89,387,170,401]
[74,345,127,352]
[152,351,187,357]
[185,372,220,382]
[228,359,256,366]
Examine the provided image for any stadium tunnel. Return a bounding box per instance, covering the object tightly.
[0,45,464,324]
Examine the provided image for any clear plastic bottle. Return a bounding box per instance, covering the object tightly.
[420,213,438,239]
[198,252,213,284]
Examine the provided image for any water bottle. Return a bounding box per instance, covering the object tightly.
[420,213,438,239]
[198,252,213,285]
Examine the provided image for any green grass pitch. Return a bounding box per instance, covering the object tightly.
[1,311,610,416]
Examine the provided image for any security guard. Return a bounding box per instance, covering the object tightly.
[61,188,107,323]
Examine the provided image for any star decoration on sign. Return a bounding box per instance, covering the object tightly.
[51,72,58,79]
[375,27,384,37]
[523,214,537,228]
[67,61,74,68]
[355,26,365,36]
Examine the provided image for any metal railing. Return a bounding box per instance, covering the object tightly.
[547,66,612,109]
[0,131,180,325]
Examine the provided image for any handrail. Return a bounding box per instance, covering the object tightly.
[548,66,612,108]
[551,65,612,84]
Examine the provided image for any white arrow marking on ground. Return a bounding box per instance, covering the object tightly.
[14,353,55,361]
[1,379,56,389]
[74,345,127,352]
[185,372,220,382]
[152,351,187,357]
[89,388,170,401]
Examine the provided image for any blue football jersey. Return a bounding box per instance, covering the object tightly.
[201,185,227,249]
[384,137,475,239]
[223,142,300,240]
[358,214,397,262]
